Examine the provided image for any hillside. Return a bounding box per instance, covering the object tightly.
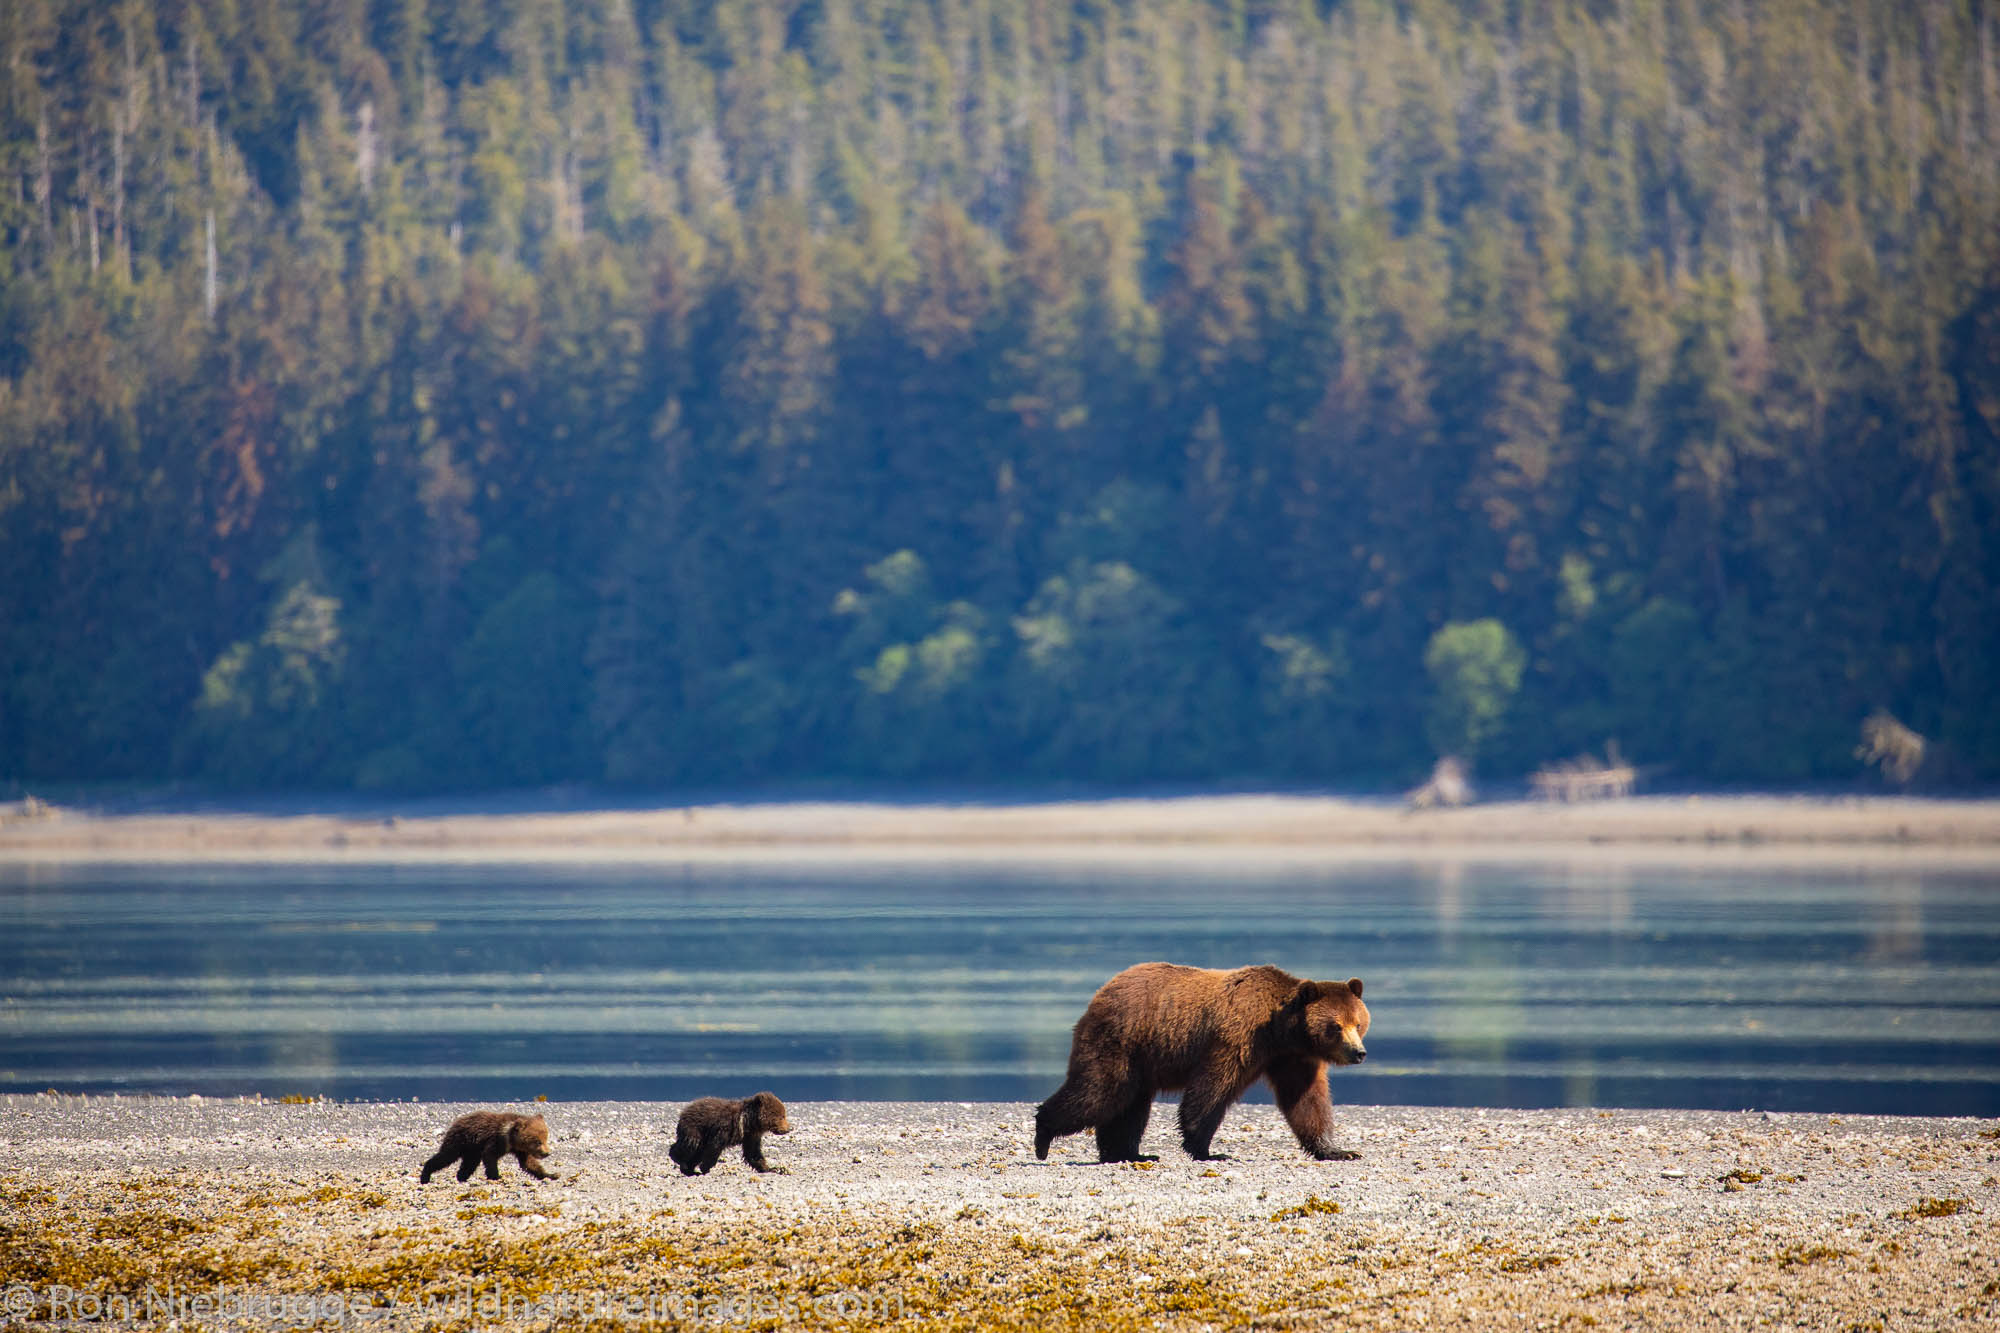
[3,0,1997,792]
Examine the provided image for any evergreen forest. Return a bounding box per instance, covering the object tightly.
[4,0,1999,795]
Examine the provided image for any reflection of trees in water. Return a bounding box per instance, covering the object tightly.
[1546,866,1634,1109]
[1421,862,1524,1081]
[197,917,271,1089]
[1864,875,1924,962]
[1417,861,1644,1108]
[1429,861,1465,928]
[1548,862,1635,928]
[267,1031,341,1094]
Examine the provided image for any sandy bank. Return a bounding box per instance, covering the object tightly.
[5,793,2000,864]
[0,1095,1993,1330]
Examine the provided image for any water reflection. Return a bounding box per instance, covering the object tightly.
[1,860,1995,1114]
[1866,875,1925,961]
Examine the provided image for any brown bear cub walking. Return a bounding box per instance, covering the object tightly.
[1035,963,1369,1164]
[419,1111,557,1183]
[669,1092,791,1175]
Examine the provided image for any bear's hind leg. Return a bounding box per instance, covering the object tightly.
[419,1150,458,1184]
[1035,1076,1113,1160]
[1094,1094,1156,1163]
[455,1154,479,1183]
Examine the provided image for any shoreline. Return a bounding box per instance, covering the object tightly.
[6,792,2000,864]
[3,1095,1994,1330]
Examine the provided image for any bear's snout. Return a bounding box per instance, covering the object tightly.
[1335,1041,1367,1064]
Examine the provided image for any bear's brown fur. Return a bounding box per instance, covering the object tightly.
[419,1111,557,1183]
[1034,963,1369,1163]
[669,1091,791,1175]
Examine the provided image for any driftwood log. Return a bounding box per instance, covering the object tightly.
[1406,756,1473,808]
[1530,749,1637,802]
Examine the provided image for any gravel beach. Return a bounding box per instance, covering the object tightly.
[2,1094,1994,1330]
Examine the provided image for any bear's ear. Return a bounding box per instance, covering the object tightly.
[1346,978,1364,999]
[1286,980,1325,1010]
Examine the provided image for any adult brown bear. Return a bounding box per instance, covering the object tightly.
[1034,963,1369,1163]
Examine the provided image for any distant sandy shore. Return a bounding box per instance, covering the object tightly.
[4,793,2000,864]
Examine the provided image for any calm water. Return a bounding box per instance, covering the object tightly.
[2,860,1996,1114]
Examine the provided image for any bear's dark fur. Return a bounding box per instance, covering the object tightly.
[1034,963,1369,1163]
[669,1091,791,1175]
[419,1111,557,1183]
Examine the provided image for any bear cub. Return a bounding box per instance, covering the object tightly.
[420,1110,558,1183]
[1035,962,1369,1164]
[669,1091,791,1175]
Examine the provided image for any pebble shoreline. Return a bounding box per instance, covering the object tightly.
[2,1094,1995,1329]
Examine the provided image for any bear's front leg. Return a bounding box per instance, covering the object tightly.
[741,1133,787,1173]
[1266,1056,1359,1160]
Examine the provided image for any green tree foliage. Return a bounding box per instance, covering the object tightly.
[1422,619,1526,765]
[454,570,591,787]
[178,552,348,786]
[4,0,1999,792]
[1012,560,1240,781]
[834,550,993,776]
[1256,628,1360,778]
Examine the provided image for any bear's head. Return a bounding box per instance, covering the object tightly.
[747,1091,791,1135]
[512,1115,551,1156]
[1283,977,1369,1065]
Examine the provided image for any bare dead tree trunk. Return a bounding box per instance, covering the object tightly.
[205,209,218,322]
[357,100,376,195]
[35,111,52,255]
[113,109,128,279]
